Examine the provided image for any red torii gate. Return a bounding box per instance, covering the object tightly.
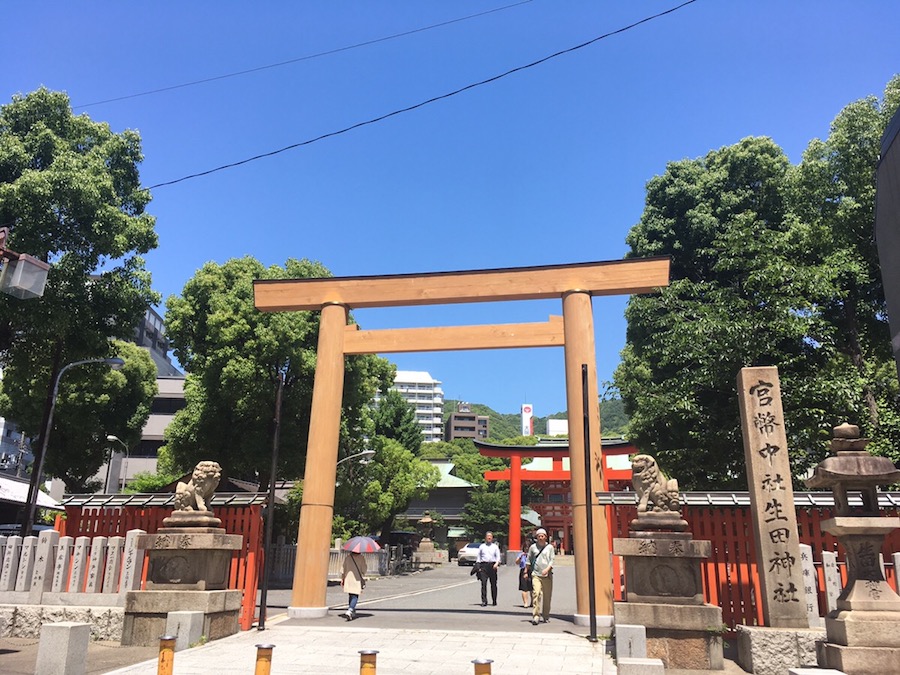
[476,438,636,552]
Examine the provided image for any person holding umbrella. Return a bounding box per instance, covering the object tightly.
[340,536,379,620]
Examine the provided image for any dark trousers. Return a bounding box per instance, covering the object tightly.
[480,565,498,604]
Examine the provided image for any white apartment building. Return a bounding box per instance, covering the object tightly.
[392,370,444,443]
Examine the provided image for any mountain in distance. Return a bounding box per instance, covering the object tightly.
[443,398,628,441]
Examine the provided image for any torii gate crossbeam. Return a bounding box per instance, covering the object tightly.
[253,257,670,625]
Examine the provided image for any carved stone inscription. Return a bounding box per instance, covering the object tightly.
[738,366,808,628]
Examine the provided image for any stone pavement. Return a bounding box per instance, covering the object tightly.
[105,614,619,674]
[0,561,749,674]
[0,612,749,674]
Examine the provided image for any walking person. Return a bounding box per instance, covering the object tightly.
[477,531,501,606]
[515,543,532,607]
[529,528,554,625]
[340,551,367,620]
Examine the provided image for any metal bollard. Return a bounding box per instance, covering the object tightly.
[254,643,275,675]
[359,649,379,674]
[472,658,493,674]
[157,635,177,675]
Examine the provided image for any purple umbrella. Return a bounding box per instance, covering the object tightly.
[343,536,381,554]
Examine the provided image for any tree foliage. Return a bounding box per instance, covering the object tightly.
[334,435,439,537]
[0,88,159,491]
[460,487,510,543]
[615,78,900,489]
[0,340,157,492]
[372,389,423,456]
[163,256,394,487]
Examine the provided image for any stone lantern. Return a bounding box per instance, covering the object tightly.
[412,511,440,566]
[805,423,900,672]
[416,511,434,543]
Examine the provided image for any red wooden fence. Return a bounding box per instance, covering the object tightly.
[56,505,263,630]
[607,503,900,629]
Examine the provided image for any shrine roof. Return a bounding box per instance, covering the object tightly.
[474,437,635,457]
[595,491,900,508]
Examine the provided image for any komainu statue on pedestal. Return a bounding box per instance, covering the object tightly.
[174,460,222,512]
[631,454,680,514]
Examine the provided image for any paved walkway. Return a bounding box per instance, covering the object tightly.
[106,615,619,674]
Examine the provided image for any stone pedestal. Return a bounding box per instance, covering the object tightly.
[123,522,244,646]
[411,539,448,565]
[614,531,724,670]
[121,589,241,646]
[138,527,242,591]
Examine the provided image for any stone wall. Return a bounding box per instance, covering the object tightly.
[0,604,123,641]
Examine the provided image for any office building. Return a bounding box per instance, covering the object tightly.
[391,370,443,443]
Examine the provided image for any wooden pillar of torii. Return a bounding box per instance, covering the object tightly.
[253,258,669,623]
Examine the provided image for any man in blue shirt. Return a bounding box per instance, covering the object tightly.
[476,531,502,606]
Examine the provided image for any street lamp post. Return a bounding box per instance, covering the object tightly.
[106,434,130,492]
[336,449,376,467]
[20,357,125,536]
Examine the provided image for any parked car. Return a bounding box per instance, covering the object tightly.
[457,542,480,566]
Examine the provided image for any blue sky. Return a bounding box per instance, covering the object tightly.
[4,2,899,416]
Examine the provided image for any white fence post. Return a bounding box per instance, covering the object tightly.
[84,536,107,593]
[0,535,21,591]
[821,551,841,614]
[15,535,37,591]
[29,529,59,603]
[69,536,91,593]
[52,536,74,593]
[102,536,125,593]
[799,544,822,626]
[119,529,146,596]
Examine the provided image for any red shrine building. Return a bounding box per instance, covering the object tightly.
[475,437,637,554]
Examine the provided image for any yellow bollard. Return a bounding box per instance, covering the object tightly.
[157,635,176,675]
[472,658,493,674]
[359,649,379,675]
[254,643,275,675]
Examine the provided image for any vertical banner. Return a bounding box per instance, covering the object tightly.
[737,366,808,628]
[521,404,534,436]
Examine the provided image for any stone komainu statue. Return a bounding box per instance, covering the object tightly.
[174,461,222,512]
[631,454,680,514]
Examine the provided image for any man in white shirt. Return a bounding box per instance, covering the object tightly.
[476,531,501,606]
[528,528,555,624]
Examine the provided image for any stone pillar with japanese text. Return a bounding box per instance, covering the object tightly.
[737,366,808,628]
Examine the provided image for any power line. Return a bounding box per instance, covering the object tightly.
[148,0,697,190]
[72,1,534,110]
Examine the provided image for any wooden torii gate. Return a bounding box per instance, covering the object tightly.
[253,257,669,623]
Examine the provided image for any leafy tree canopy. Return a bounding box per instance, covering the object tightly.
[163,256,394,487]
[615,77,900,489]
[0,340,157,492]
[352,436,441,533]
[0,88,160,491]
[460,486,510,543]
[372,388,423,456]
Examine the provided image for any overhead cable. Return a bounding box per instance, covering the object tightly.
[72,1,534,110]
[148,0,698,190]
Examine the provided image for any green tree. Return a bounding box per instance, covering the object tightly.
[0,340,157,492]
[788,76,900,458]
[0,88,159,490]
[615,79,900,489]
[460,486,510,543]
[615,136,836,488]
[164,256,394,487]
[336,435,439,536]
[372,389,423,455]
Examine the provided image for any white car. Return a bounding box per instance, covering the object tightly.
[457,542,481,566]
